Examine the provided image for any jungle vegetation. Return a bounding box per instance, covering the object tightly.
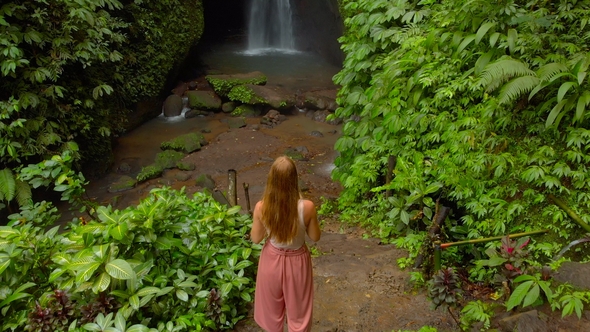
[2,0,590,331]
[333,0,590,326]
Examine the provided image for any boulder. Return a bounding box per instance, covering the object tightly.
[195,174,216,190]
[161,133,207,154]
[206,71,268,97]
[231,104,261,117]
[186,90,222,110]
[554,262,590,290]
[300,89,338,111]
[222,101,237,113]
[229,84,296,109]
[162,94,184,117]
[155,150,186,170]
[227,117,247,129]
[108,175,137,193]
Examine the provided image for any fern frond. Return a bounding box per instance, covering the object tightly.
[537,62,568,82]
[477,58,535,92]
[499,76,540,105]
[0,168,16,202]
[15,180,32,207]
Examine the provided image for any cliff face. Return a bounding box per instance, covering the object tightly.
[292,0,345,66]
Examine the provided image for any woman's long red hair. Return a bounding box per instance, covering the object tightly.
[261,156,300,244]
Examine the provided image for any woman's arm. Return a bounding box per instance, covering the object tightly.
[250,201,266,244]
[304,200,321,242]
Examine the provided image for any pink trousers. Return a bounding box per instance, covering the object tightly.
[254,242,314,332]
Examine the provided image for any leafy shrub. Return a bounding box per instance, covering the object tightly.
[0,187,260,331]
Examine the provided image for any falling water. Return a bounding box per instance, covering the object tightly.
[247,0,295,52]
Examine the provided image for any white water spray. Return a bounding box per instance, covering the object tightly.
[247,0,295,53]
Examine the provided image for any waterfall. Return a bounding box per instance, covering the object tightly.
[247,0,295,52]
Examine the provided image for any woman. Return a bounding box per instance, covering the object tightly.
[250,156,322,332]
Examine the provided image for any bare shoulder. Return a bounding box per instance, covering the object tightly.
[300,199,316,211]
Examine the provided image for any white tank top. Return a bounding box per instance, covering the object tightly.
[270,200,306,250]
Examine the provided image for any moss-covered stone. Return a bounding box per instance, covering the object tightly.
[195,174,216,190]
[176,161,196,171]
[155,150,186,169]
[161,133,207,153]
[228,85,266,104]
[186,90,222,110]
[206,71,268,97]
[231,104,261,117]
[108,175,137,193]
[137,165,163,182]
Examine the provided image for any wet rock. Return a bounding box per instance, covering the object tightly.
[108,175,136,193]
[187,81,198,90]
[201,128,211,133]
[161,133,207,154]
[231,104,261,117]
[184,109,209,118]
[310,130,324,137]
[177,161,195,171]
[249,124,260,131]
[313,110,342,125]
[222,101,237,113]
[186,90,222,110]
[175,172,192,182]
[554,262,590,290]
[261,109,284,128]
[299,179,309,192]
[295,146,309,155]
[229,84,296,109]
[498,310,548,332]
[195,174,216,190]
[155,150,186,169]
[227,117,247,129]
[162,94,183,117]
[116,162,131,174]
[301,89,338,111]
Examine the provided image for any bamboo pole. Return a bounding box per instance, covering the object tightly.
[439,229,548,249]
[243,182,251,215]
[228,169,237,206]
[548,194,590,233]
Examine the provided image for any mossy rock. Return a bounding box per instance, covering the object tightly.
[206,71,268,97]
[231,104,261,117]
[185,90,222,110]
[284,148,306,161]
[108,175,137,193]
[161,133,207,153]
[228,85,266,105]
[155,150,186,169]
[137,164,163,182]
[195,174,216,190]
[177,161,196,171]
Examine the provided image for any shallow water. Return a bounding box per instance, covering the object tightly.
[197,41,341,90]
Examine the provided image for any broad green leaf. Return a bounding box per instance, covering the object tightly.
[475,22,496,44]
[108,222,128,241]
[226,205,241,215]
[105,259,135,280]
[136,286,160,297]
[507,280,533,310]
[522,284,540,308]
[176,289,189,302]
[557,82,576,103]
[129,294,140,310]
[127,325,149,332]
[220,282,233,296]
[93,272,111,293]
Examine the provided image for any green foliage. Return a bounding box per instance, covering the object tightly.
[551,283,590,319]
[392,327,438,332]
[206,76,267,98]
[227,86,265,105]
[1,0,205,215]
[460,300,493,332]
[334,0,590,279]
[506,273,553,311]
[0,187,260,331]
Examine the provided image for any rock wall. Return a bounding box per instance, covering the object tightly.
[292,0,344,66]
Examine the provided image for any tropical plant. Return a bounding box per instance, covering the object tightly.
[0,187,260,331]
[428,267,462,324]
[333,0,590,282]
[460,300,493,332]
[506,273,553,311]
